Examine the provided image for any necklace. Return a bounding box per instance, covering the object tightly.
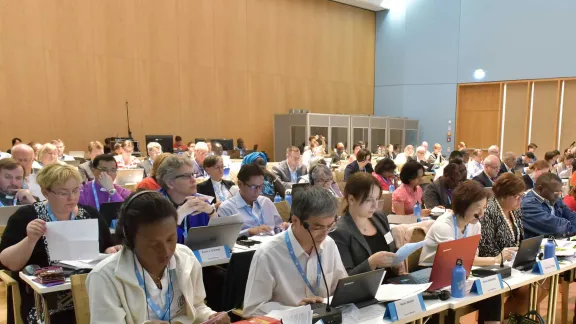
[495,199,519,246]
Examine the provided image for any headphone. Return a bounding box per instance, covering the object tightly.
[309,165,318,185]
[119,190,158,246]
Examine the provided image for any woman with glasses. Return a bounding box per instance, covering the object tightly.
[114,140,140,169]
[329,173,398,279]
[344,149,374,181]
[0,164,118,323]
[309,163,343,198]
[78,154,132,210]
[156,155,216,244]
[241,152,285,201]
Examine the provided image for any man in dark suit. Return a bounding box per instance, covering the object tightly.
[78,141,104,184]
[498,152,517,176]
[473,155,500,187]
[515,152,536,170]
[196,155,236,207]
[272,146,308,189]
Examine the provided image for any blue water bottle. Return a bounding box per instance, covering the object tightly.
[451,259,466,298]
[414,201,422,221]
[274,193,282,203]
[285,191,292,206]
[544,237,556,259]
[389,184,395,193]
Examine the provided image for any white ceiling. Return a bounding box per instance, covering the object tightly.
[330,0,388,12]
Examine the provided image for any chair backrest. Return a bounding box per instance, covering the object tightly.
[0,225,6,239]
[391,221,434,274]
[406,228,427,272]
[337,182,346,194]
[70,274,90,324]
[274,201,291,222]
[0,270,23,324]
[221,250,256,310]
[380,192,392,214]
[335,171,345,183]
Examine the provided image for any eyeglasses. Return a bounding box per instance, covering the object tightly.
[307,221,337,233]
[97,167,118,173]
[49,187,82,198]
[245,183,264,191]
[316,179,334,186]
[174,173,194,180]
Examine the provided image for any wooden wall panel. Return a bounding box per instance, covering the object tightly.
[559,81,576,150]
[0,0,375,155]
[456,84,501,149]
[530,81,560,151]
[502,82,530,155]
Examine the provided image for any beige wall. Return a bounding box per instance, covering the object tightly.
[0,0,375,155]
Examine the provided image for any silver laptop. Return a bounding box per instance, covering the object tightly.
[387,214,421,224]
[0,205,24,226]
[208,214,243,226]
[65,160,80,167]
[114,169,144,185]
[185,215,244,251]
[68,151,85,158]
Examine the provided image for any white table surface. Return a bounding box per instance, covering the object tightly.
[19,272,71,294]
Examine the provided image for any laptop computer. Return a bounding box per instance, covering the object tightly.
[65,159,80,167]
[0,205,23,226]
[329,268,386,308]
[387,234,481,291]
[99,202,123,227]
[387,215,421,224]
[185,217,244,251]
[114,169,144,185]
[68,151,85,158]
[512,236,544,271]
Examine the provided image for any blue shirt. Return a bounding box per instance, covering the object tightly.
[521,190,576,238]
[158,189,211,243]
[217,194,283,237]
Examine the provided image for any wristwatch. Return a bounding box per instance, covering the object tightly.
[108,188,117,196]
[207,205,216,216]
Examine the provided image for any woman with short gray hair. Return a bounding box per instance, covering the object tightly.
[156,155,216,243]
[309,164,343,198]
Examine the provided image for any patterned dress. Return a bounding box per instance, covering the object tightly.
[479,197,524,257]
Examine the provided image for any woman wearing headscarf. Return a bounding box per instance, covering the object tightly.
[242,152,286,200]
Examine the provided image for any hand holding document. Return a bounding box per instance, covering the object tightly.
[268,305,313,324]
[393,241,426,265]
[45,219,99,261]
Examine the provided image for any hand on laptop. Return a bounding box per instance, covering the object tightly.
[248,225,273,236]
[299,296,324,306]
[368,251,396,269]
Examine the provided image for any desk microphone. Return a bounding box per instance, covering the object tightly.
[303,222,332,312]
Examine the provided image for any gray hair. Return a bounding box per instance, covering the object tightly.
[503,151,516,163]
[195,141,208,152]
[147,141,162,152]
[310,164,332,184]
[156,155,193,188]
[291,187,337,222]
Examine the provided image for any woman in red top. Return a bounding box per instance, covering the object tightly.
[564,187,576,213]
[372,158,398,191]
[136,153,172,191]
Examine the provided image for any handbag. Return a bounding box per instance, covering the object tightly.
[508,310,545,324]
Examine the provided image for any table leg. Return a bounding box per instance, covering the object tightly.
[547,274,560,324]
[561,276,569,324]
[33,292,42,322]
[529,282,539,312]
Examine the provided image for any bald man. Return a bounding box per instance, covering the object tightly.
[422,141,431,159]
[488,145,500,156]
[472,155,501,187]
[10,144,44,200]
[331,142,348,163]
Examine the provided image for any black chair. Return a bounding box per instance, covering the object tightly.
[221,250,256,311]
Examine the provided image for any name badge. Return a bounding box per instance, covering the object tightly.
[470,274,504,295]
[193,245,231,264]
[532,257,560,275]
[384,232,394,245]
[384,294,426,321]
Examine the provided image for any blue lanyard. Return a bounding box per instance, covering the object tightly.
[0,196,18,207]
[447,188,452,206]
[380,175,391,186]
[453,214,467,239]
[194,160,207,177]
[92,182,111,211]
[46,203,75,221]
[244,202,263,226]
[133,258,173,321]
[213,182,227,202]
[284,231,322,296]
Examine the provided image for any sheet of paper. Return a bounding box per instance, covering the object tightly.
[45,219,99,261]
[375,282,432,302]
[393,241,426,265]
[200,312,228,324]
[268,305,313,324]
[59,253,111,269]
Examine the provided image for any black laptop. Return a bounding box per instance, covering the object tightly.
[329,268,386,308]
[512,236,544,271]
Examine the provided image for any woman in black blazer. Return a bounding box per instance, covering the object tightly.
[196,155,235,207]
[329,173,398,279]
[343,149,374,181]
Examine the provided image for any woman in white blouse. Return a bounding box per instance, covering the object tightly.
[86,191,230,324]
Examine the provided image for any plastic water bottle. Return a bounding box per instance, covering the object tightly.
[274,193,282,203]
[451,259,466,298]
[544,238,556,259]
[414,201,422,222]
[389,184,395,193]
[285,192,292,206]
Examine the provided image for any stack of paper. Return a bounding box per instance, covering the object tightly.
[267,305,313,324]
[375,283,432,302]
[59,254,111,269]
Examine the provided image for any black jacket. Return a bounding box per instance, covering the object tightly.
[196,179,235,204]
[343,160,374,181]
[473,171,494,188]
[422,178,452,209]
[523,174,534,190]
[329,211,397,277]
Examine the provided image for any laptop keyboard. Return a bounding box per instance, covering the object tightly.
[411,276,430,284]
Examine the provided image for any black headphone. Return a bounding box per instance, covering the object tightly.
[309,165,318,185]
[119,190,158,246]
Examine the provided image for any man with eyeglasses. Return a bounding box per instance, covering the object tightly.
[0,158,36,206]
[78,154,131,210]
[243,186,348,316]
[473,155,501,188]
[218,164,287,236]
[191,141,210,179]
[272,146,308,189]
[522,173,576,238]
[10,144,43,200]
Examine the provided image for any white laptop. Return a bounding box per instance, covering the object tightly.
[68,151,86,158]
[114,169,144,185]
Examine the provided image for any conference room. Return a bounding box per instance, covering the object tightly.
[2,0,576,323]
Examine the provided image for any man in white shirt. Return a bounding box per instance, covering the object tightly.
[422,141,431,160]
[191,141,210,178]
[243,187,348,316]
[51,139,75,161]
[488,145,500,157]
[0,152,11,160]
[467,149,484,179]
[10,144,44,199]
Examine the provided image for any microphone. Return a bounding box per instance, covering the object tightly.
[500,251,504,268]
[303,222,332,312]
